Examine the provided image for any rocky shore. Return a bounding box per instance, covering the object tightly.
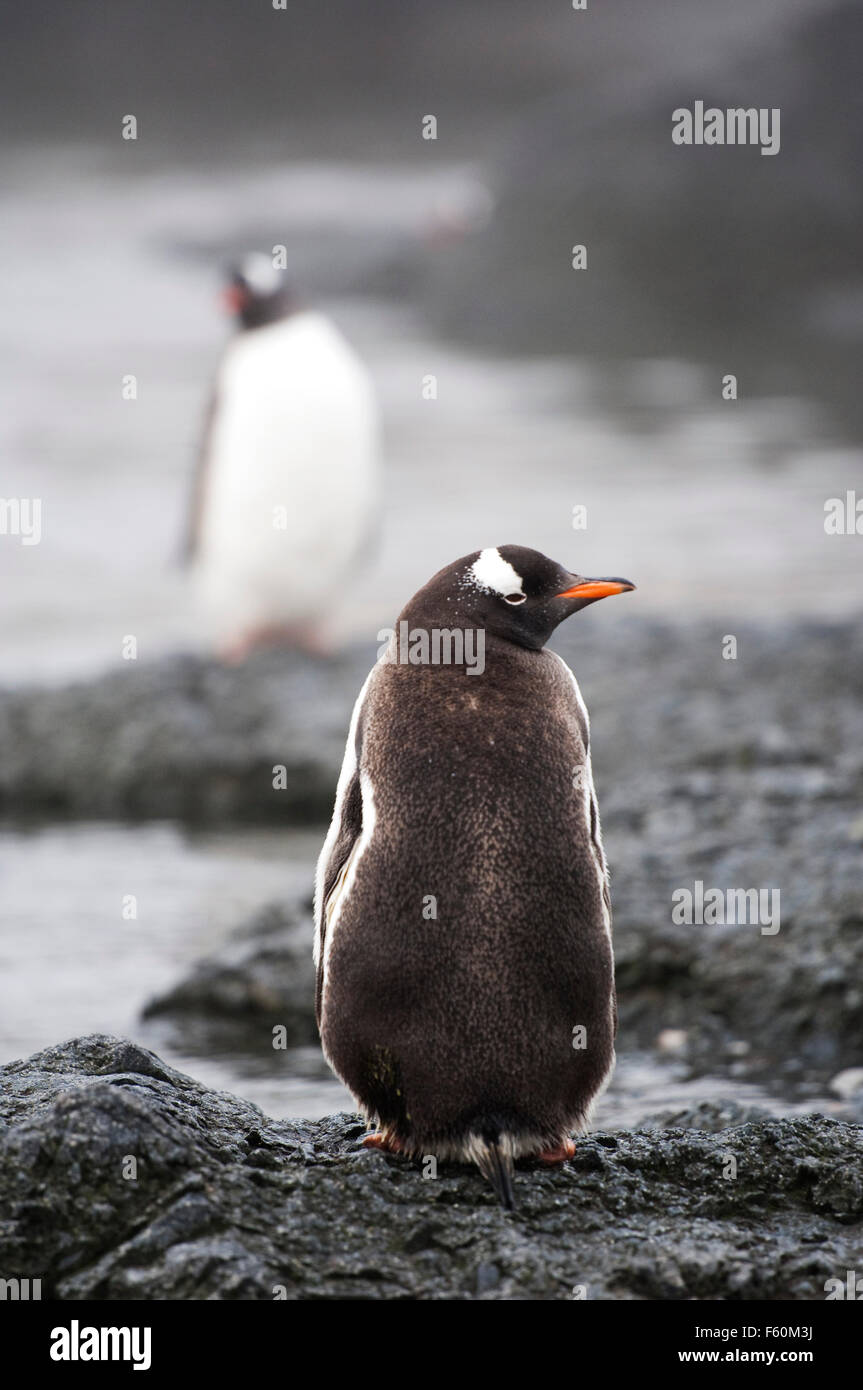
[3,616,862,1095]
[1,1036,860,1300]
[2,617,861,828]
[2,617,861,1297]
[0,648,366,823]
[96,615,862,1093]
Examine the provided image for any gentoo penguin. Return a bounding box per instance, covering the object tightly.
[183,254,380,658]
[314,545,635,1208]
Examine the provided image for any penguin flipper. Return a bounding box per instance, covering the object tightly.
[313,764,364,1023]
[313,666,376,1023]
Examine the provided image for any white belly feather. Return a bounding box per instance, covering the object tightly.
[194,312,379,633]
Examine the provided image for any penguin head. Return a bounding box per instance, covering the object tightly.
[408,546,635,651]
[222,254,294,329]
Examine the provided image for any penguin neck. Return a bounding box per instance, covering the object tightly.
[239,293,297,331]
[397,599,483,635]
[397,599,560,655]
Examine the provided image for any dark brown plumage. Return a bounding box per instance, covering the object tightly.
[314,546,634,1207]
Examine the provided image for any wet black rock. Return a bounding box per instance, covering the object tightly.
[1,1036,860,1300]
[0,646,370,823]
[636,1099,773,1133]
[141,904,318,1051]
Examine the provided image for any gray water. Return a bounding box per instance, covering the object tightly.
[0,821,349,1117]
[1,150,861,685]
[0,821,841,1126]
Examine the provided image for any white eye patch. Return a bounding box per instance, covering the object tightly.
[468,547,525,598]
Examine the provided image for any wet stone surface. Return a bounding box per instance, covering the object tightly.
[1,1036,861,1300]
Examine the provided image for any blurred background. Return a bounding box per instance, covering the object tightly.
[1,1,861,1126]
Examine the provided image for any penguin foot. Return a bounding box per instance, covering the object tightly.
[535,1139,576,1165]
[362,1130,405,1155]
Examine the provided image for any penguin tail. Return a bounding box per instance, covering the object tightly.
[472,1134,516,1211]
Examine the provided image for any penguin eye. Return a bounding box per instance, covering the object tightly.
[503,592,526,605]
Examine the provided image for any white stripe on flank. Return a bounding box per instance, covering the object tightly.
[313,665,375,967]
[550,651,612,945]
[321,769,376,985]
[549,650,591,739]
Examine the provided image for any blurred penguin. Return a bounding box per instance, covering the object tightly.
[183,254,380,659]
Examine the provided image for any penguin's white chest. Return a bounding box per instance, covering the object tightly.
[195,312,379,630]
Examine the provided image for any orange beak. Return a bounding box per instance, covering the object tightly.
[555,577,636,600]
